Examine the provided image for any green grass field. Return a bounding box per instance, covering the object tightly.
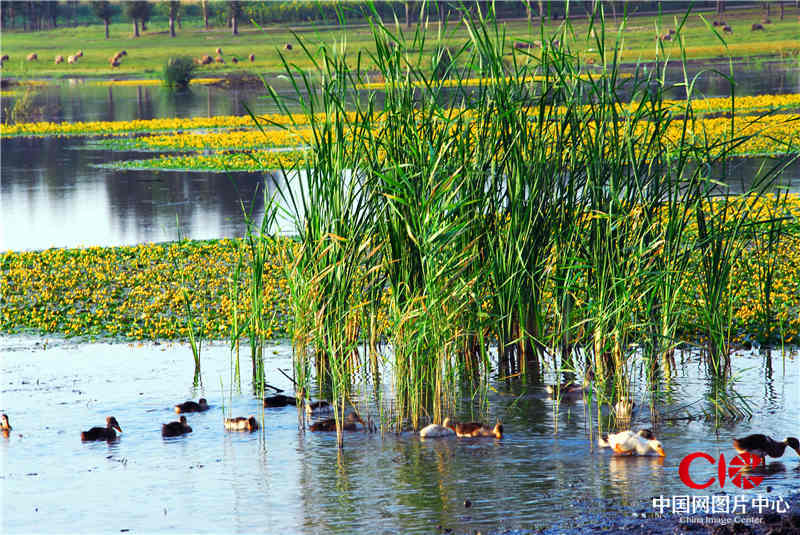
[1,6,798,79]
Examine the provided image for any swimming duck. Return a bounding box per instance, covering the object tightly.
[263,395,297,408]
[0,414,11,431]
[81,416,123,441]
[162,415,193,437]
[448,419,503,439]
[304,400,333,417]
[309,412,364,432]
[604,430,665,456]
[546,372,594,400]
[420,418,456,439]
[733,434,800,464]
[224,416,260,432]
[174,398,209,413]
[599,429,654,448]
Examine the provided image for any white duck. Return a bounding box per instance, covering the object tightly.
[600,430,665,457]
[420,418,456,439]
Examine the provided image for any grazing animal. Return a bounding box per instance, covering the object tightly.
[118,50,127,57]
[215,55,224,64]
[763,18,771,24]
[284,43,293,51]
[263,394,297,408]
[1,54,9,62]
[248,53,255,62]
[669,28,676,34]
[420,418,456,439]
[309,412,364,432]
[723,25,733,33]
[110,59,120,68]
[54,55,64,64]
[1,414,12,431]
[75,50,83,58]
[67,55,76,64]
[224,416,259,432]
[604,430,665,456]
[198,55,212,65]
[599,429,655,447]
[26,53,38,61]
[448,420,503,439]
[733,435,800,465]
[174,398,209,413]
[751,23,765,31]
[81,416,123,441]
[162,415,192,437]
[215,47,223,55]
[661,33,672,41]
[231,56,238,63]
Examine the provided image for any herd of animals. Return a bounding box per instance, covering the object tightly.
[0,44,297,68]
[1,378,799,466]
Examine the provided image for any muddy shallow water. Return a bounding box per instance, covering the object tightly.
[1,335,799,534]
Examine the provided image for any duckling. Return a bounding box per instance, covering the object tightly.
[604,430,665,456]
[733,434,800,465]
[224,416,259,432]
[0,413,11,431]
[420,418,456,439]
[81,416,123,441]
[174,398,209,413]
[449,419,503,439]
[599,428,654,448]
[162,415,193,437]
[263,395,297,408]
[309,412,364,432]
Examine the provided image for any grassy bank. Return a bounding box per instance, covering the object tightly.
[0,6,797,79]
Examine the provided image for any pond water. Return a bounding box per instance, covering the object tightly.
[2,59,799,252]
[2,335,800,534]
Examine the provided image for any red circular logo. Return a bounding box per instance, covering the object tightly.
[728,452,763,489]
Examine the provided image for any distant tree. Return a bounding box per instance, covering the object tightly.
[202,0,209,29]
[229,1,242,35]
[92,1,114,39]
[125,1,149,37]
[405,0,412,27]
[168,1,180,37]
[140,2,152,31]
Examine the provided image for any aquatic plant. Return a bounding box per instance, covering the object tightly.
[162,56,197,89]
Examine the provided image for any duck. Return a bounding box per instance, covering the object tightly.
[599,428,654,448]
[162,415,193,437]
[174,398,209,413]
[420,418,456,439]
[0,413,11,431]
[546,372,594,400]
[603,429,665,456]
[309,412,364,432]
[224,416,259,432]
[81,416,123,441]
[448,419,503,439]
[263,394,297,408]
[304,400,333,418]
[733,434,800,465]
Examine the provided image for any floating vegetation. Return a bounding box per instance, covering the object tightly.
[89,128,312,152]
[103,150,310,172]
[93,78,225,87]
[3,94,800,138]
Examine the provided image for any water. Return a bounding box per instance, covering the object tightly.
[2,335,799,534]
[2,60,799,252]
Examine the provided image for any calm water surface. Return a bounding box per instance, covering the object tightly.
[2,60,799,252]
[1,336,799,534]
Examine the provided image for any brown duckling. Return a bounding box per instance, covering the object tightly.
[162,415,193,437]
[305,400,333,417]
[309,412,364,432]
[175,398,209,413]
[546,372,594,400]
[224,416,260,432]
[1,413,11,431]
[263,395,297,408]
[733,434,800,465]
[448,419,503,439]
[81,416,123,441]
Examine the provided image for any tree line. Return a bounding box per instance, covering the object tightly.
[0,1,789,37]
